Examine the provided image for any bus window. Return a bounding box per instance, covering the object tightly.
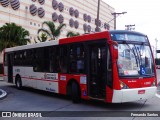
[33,48,44,72]
[14,52,21,66]
[27,49,33,66]
[19,51,24,65]
[4,53,8,66]
[58,46,68,73]
[69,45,77,73]
[77,46,85,73]
[43,47,50,72]
[49,47,57,73]
[69,44,85,74]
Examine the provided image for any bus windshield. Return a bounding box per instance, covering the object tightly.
[117,43,155,77]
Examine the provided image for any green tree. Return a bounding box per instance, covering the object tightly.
[38,21,66,40]
[0,23,30,51]
[34,33,48,43]
[66,31,80,38]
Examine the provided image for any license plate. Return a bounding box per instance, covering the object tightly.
[138,90,145,94]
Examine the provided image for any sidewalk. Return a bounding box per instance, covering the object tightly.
[0,76,7,99]
[0,89,7,100]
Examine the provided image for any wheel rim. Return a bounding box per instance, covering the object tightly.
[17,81,20,87]
[17,79,20,88]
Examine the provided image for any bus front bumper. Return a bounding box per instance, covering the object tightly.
[112,87,157,103]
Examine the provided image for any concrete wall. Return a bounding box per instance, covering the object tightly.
[0,0,114,41]
[0,0,115,64]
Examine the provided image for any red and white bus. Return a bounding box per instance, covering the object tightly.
[3,30,157,103]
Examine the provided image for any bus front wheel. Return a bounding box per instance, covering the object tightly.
[15,76,22,90]
[71,82,81,103]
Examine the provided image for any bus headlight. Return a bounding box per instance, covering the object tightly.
[120,81,129,89]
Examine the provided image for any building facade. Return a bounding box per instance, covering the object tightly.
[0,0,114,67]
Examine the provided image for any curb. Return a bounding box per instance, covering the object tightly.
[156,93,160,98]
[0,77,3,81]
[0,89,7,100]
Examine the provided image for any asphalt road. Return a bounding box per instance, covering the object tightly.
[0,70,160,120]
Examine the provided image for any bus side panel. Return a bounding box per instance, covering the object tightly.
[3,66,8,82]
[13,66,25,84]
[106,86,113,103]
[21,67,31,87]
[58,74,67,95]
[110,45,121,90]
[80,84,88,100]
[12,66,59,93]
[79,75,88,100]
[37,80,59,93]
[33,72,59,93]
[58,74,88,100]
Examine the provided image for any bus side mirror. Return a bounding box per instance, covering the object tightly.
[108,41,118,60]
[113,42,118,60]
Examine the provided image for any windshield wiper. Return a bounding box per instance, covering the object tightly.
[134,42,145,66]
[133,44,142,66]
[123,41,139,67]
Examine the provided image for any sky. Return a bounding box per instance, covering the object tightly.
[102,0,160,49]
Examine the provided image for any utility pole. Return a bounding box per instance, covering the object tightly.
[95,0,100,32]
[111,12,127,30]
[125,24,135,31]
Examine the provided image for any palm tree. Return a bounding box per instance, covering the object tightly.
[0,23,30,52]
[66,31,80,38]
[34,33,48,43]
[38,21,66,40]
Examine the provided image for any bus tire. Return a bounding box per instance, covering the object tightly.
[71,82,81,103]
[15,76,22,90]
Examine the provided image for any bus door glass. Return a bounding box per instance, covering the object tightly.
[88,41,107,99]
[7,53,13,83]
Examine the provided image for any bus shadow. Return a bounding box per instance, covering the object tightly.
[9,85,150,110]
[81,100,150,110]
[10,86,71,101]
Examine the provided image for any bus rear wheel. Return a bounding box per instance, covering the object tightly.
[71,82,81,103]
[15,76,22,90]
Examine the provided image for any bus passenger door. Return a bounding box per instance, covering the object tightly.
[7,54,13,83]
[87,42,107,99]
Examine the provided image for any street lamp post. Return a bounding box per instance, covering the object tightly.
[111,12,127,30]
[95,0,100,32]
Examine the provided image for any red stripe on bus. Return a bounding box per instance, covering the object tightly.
[4,75,58,82]
[21,77,59,82]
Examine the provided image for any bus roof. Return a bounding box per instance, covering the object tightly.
[109,30,147,37]
[5,31,110,52]
[4,30,147,53]
[5,39,59,52]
